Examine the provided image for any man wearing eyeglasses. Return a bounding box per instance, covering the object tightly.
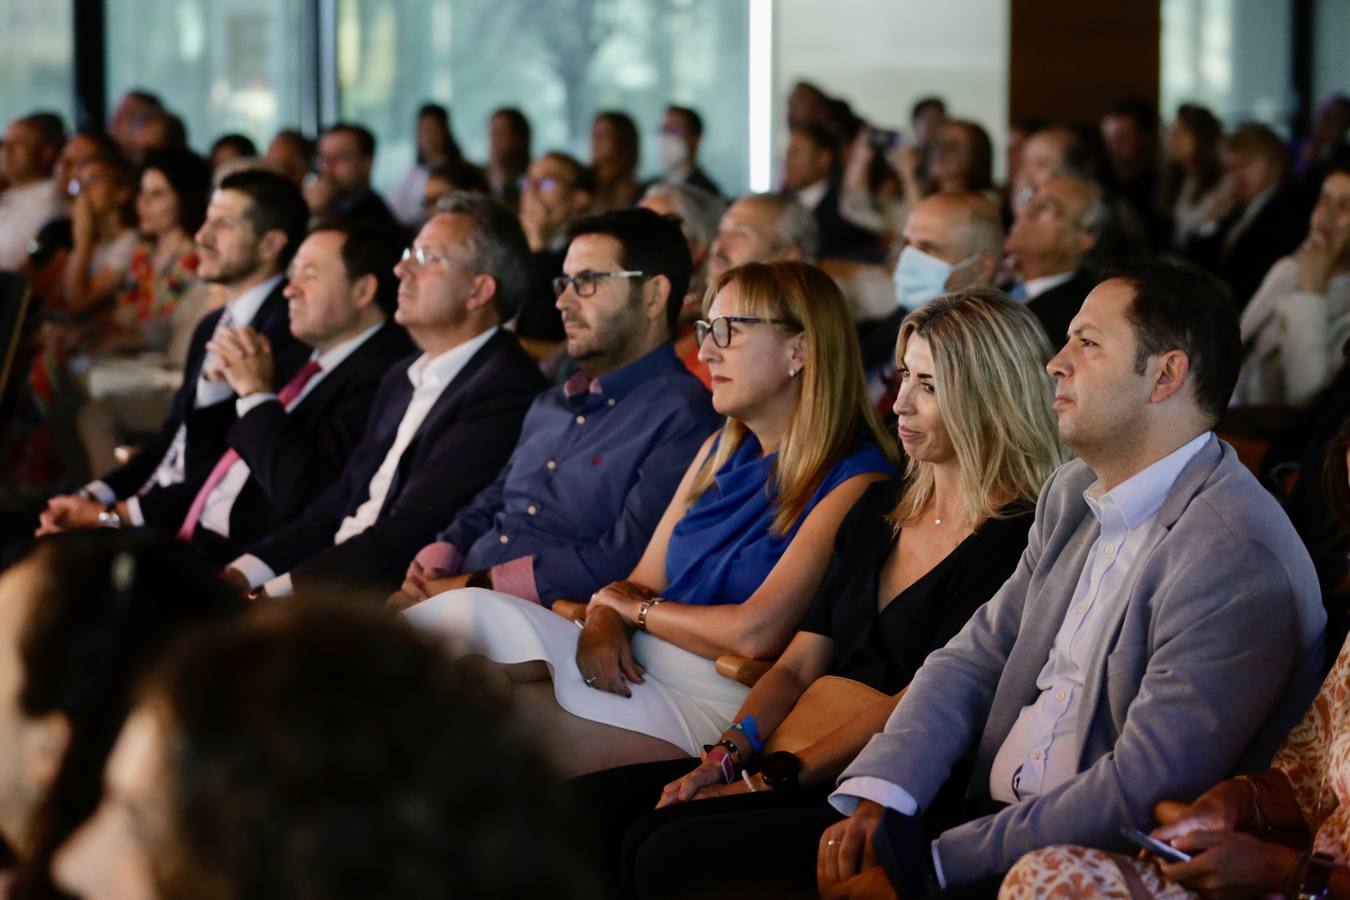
[392,206,719,611]
[221,194,548,599]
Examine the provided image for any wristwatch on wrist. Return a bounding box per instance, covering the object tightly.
[97,506,123,528]
[1290,851,1334,900]
[758,750,801,790]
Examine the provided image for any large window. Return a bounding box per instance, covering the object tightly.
[0,6,73,127]
[337,0,752,197]
[107,0,306,152]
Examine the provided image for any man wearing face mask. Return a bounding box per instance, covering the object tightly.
[863,192,1002,406]
[653,105,723,200]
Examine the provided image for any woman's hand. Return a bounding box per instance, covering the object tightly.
[575,606,644,697]
[1158,830,1301,899]
[655,758,732,808]
[70,192,96,249]
[586,580,655,628]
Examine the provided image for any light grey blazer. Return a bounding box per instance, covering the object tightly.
[839,435,1326,885]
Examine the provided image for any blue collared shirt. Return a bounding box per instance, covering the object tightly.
[436,343,720,605]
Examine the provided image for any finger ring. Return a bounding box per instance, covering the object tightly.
[584,675,597,686]
[827,839,840,846]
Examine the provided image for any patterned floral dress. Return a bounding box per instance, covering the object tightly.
[998,635,1350,899]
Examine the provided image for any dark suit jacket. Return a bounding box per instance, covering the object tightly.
[1026,268,1098,351]
[242,328,549,593]
[330,188,402,235]
[683,165,724,200]
[1184,183,1307,310]
[789,183,884,264]
[184,320,415,559]
[101,279,309,523]
[516,249,566,343]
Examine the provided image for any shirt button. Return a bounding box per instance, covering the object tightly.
[1104,544,1115,555]
[576,415,586,425]
[499,534,510,544]
[1031,751,1042,761]
[546,460,556,470]
[1076,604,1087,615]
[1055,690,1066,701]
[527,505,537,516]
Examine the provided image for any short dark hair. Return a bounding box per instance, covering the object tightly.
[435,192,532,321]
[22,111,66,150]
[911,96,947,121]
[8,530,242,900]
[148,112,189,150]
[145,602,601,900]
[567,207,693,335]
[209,132,258,161]
[141,149,213,234]
[427,159,490,195]
[307,221,404,317]
[1105,259,1241,423]
[323,122,376,158]
[417,102,449,128]
[593,110,640,172]
[1105,97,1159,133]
[540,150,595,194]
[792,122,839,156]
[271,128,315,168]
[217,168,310,270]
[666,105,704,139]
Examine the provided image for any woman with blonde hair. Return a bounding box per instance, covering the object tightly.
[575,287,1067,898]
[407,260,898,777]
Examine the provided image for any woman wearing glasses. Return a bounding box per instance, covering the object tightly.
[407,260,897,776]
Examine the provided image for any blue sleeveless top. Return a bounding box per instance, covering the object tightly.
[662,433,896,606]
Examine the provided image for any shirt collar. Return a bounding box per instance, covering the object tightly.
[312,319,386,372]
[406,326,497,391]
[795,180,829,211]
[565,343,679,404]
[1085,431,1214,530]
[224,274,284,328]
[1023,270,1076,300]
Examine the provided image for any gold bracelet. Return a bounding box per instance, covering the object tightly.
[637,597,664,630]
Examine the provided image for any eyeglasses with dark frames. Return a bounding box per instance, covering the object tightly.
[551,270,646,298]
[695,315,797,349]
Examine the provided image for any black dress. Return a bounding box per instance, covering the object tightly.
[572,480,1034,899]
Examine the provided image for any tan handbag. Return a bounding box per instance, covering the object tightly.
[764,675,889,755]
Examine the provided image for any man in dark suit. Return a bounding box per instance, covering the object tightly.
[169,221,414,561]
[783,123,883,263]
[223,194,548,597]
[1004,172,1106,347]
[654,105,724,199]
[38,169,310,534]
[310,122,400,233]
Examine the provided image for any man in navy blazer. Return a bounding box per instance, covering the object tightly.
[224,193,548,597]
[39,169,311,534]
[166,221,414,561]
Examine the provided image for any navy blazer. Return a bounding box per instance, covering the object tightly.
[101,279,309,523]
[243,328,548,593]
[181,320,416,560]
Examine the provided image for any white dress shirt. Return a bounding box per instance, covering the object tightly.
[231,327,497,596]
[1022,271,1075,301]
[0,179,63,271]
[196,321,384,539]
[828,431,1213,886]
[794,179,829,212]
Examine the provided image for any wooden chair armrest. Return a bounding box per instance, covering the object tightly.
[715,654,774,687]
[550,599,588,623]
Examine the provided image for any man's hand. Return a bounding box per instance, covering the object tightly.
[389,564,467,609]
[207,326,275,398]
[1151,779,1249,847]
[36,494,105,535]
[820,867,899,900]
[575,606,643,697]
[219,567,252,597]
[1158,830,1301,899]
[655,758,734,809]
[818,800,885,890]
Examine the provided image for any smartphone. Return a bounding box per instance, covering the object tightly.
[868,128,904,152]
[1119,826,1191,863]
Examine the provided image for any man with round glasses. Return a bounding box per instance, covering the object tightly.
[393,206,719,611]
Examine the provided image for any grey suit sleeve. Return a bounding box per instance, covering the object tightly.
[932,538,1302,884]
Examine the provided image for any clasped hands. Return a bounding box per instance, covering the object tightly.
[387,559,472,610]
[35,494,124,536]
[573,580,657,698]
[204,325,274,397]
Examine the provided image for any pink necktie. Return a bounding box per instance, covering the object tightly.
[177,360,323,540]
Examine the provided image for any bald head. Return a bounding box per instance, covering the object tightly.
[706,193,818,285]
[1006,173,1104,278]
[895,193,1002,305]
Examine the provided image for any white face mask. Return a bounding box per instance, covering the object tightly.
[893,245,980,310]
[658,133,690,171]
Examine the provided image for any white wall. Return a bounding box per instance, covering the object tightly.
[773,0,1010,180]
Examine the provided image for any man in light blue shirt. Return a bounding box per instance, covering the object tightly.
[817,261,1325,896]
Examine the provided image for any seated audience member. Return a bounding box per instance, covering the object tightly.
[927,119,997,202]
[1162,103,1225,249]
[1234,160,1350,407]
[707,194,820,289]
[1296,94,1350,198]
[784,123,881,262]
[133,111,187,160]
[391,207,718,608]
[517,151,595,348]
[263,128,314,185]
[390,102,465,228]
[407,260,897,777]
[53,602,602,900]
[207,133,257,175]
[51,131,116,208]
[590,110,642,213]
[222,194,547,598]
[486,106,531,208]
[815,261,1325,898]
[0,113,65,271]
[654,105,723,199]
[106,90,163,163]
[1101,98,1168,250]
[38,169,311,535]
[307,122,398,231]
[419,159,490,221]
[639,182,727,386]
[0,529,241,899]
[578,290,1066,899]
[62,153,137,316]
[866,192,1001,404]
[1184,122,1307,309]
[1004,172,1107,345]
[168,222,413,561]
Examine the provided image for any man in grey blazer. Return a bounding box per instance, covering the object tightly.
[818,261,1326,897]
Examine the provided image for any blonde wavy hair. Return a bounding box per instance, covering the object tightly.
[687,261,899,535]
[890,288,1067,529]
